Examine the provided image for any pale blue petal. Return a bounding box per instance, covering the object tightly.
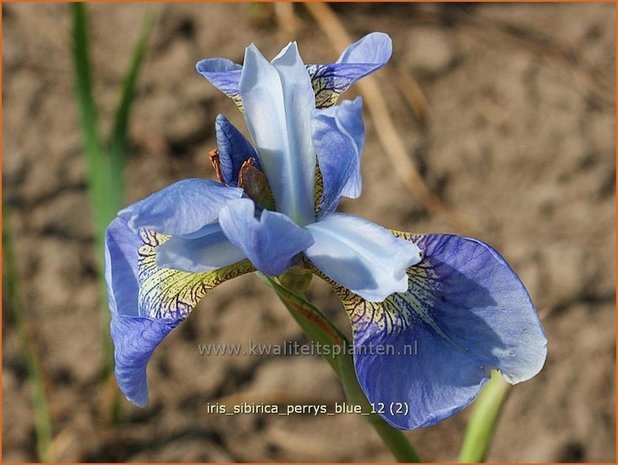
[118,179,243,236]
[195,58,242,100]
[313,97,365,217]
[346,233,547,429]
[215,114,261,186]
[218,198,314,276]
[240,43,316,226]
[308,32,392,108]
[156,223,247,273]
[305,213,421,301]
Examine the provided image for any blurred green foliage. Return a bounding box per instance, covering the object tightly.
[70,3,154,382]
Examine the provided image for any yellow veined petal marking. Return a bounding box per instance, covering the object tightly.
[309,231,453,342]
[137,229,254,319]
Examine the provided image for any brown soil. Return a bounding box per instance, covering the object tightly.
[3,3,615,462]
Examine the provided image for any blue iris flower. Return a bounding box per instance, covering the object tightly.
[105,33,547,429]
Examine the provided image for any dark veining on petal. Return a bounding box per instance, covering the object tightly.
[308,232,454,341]
[137,229,254,319]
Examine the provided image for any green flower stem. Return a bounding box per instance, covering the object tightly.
[261,273,421,462]
[71,1,154,374]
[336,341,422,463]
[108,7,156,183]
[71,3,116,392]
[458,371,511,462]
[278,265,313,295]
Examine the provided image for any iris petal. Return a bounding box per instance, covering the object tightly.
[218,198,314,276]
[105,217,141,317]
[308,32,392,108]
[304,214,421,302]
[215,114,261,186]
[105,218,182,406]
[337,31,393,65]
[197,33,391,110]
[319,232,547,429]
[136,228,254,320]
[156,223,247,273]
[118,179,243,236]
[195,58,243,108]
[240,43,316,226]
[111,315,180,407]
[313,97,365,217]
[105,217,254,406]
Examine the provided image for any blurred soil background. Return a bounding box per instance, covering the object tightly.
[3,2,616,462]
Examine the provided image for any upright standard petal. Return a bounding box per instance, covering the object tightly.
[156,223,247,273]
[197,33,391,110]
[118,179,243,236]
[318,232,547,429]
[240,43,316,226]
[337,32,393,65]
[313,97,365,217]
[304,214,421,302]
[196,58,243,109]
[105,217,253,406]
[218,198,314,276]
[308,32,392,108]
[215,114,261,186]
